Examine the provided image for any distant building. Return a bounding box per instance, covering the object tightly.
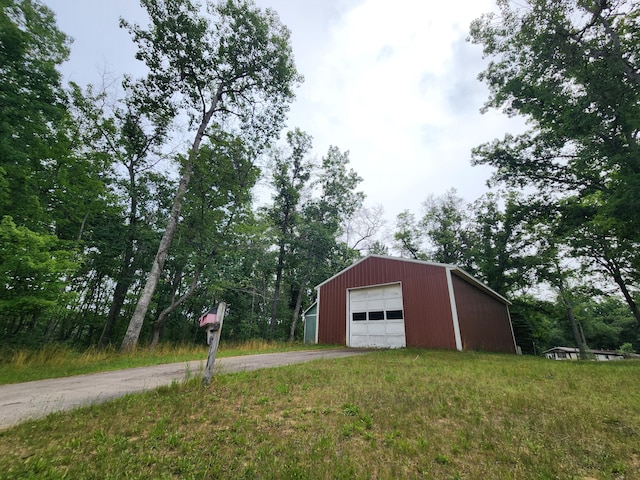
[306,255,517,353]
[543,347,625,361]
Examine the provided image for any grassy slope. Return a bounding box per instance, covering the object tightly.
[1,349,639,479]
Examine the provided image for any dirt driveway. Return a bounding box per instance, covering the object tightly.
[0,349,370,430]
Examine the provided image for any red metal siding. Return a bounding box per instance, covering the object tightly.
[318,257,457,349]
[451,274,515,353]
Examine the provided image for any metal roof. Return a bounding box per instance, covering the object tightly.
[315,254,511,305]
[543,346,625,356]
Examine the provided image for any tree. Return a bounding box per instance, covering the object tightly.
[367,240,390,256]
[468,191,540,295]
[0,217,76,343]
[573,295,638,351]
[1,1,113,243]
[393,211,426,260]
[68,83,173,347]
[508,295,559,355]
[393,189,472,267]
[286,146,364,341]
[267,129,313,336]
[148,130,260,348]
[215,216,276,341]
[470,0,640,325]
[420,189,472,267]
[0,0,70,230]
[342,204,386,254]
[0,1,128,346]
[522,209,591,358]
[559,199,640,325]
[120,0,301,351]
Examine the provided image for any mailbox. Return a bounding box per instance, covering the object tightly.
[199,305,225,346]
[198,308,220,331]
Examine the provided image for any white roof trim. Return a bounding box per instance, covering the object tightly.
[302,302,317,316]
[448,267,511,305]
[315,254,455,290]
[445,268,463,351]
[315,254,510,305]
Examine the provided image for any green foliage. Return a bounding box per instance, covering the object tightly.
[267,129,313,233]
[420,189,472,266]
[146,131,263,346]
[0,0,77,232]
[314,145,364,231]
[0,0,361,349]
[394,210,426,260]
[265,135,364,340]
[123,0,301,140]
[470,0,640,325]
[509,296,558,354]
[619,342,635,354]
[0,216,77,335]
[393,190,540,297]
[510,292,640,354]
[573,295,639,351]
[0,1,137,347]
[391,185,640,353]
[298,145,364,270]
[7,0,637,355]
[119,0,302,351]
[467,192,541,295]
[265,129,314,336]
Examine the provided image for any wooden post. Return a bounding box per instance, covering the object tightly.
[202,302,226,386]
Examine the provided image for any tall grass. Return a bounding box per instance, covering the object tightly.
[0,340,325,385]
[1,349,638,479]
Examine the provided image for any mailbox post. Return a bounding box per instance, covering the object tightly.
[199,302,226,386]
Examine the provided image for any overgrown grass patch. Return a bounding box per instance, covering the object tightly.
[0,340,330,385]
[1,349,639,479]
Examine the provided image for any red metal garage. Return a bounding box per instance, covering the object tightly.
[315,255,517,353]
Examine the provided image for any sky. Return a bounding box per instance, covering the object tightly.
[44,0,526,237]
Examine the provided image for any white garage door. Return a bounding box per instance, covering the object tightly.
[349,284,406,348]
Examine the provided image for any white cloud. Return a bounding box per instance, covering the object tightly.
[281,0,522,221]
[46,0,526,224]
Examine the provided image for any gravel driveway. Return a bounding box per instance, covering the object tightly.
[0,349,370,430]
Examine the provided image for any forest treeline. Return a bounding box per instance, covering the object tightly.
[1,0,639,355]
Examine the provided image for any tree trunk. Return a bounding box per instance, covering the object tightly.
[76,211,90,242]
[289,281,305,342]
[149,268,201,350]
[44,317,59,343]
[566,301,588,360]
[557,278,588,360]
[120,95,219,353]
[269,241,286,336]
[120,166,193,352]
[99,268,133,347]
[149,321,163,350]
[101,161,139,348]
[611,269,640,326]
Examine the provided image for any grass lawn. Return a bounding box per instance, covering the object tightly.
[1,349,639,479]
